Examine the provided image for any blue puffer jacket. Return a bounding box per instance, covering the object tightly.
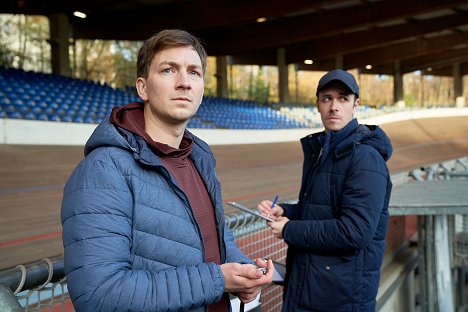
[61,119,250,312]
[280,119,393,312]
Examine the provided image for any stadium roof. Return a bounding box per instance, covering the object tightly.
[1,0,468,76]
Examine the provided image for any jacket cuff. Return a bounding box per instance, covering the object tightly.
[282,220,289,238]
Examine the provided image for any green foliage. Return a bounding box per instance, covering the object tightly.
[203,57,216,97]
[245,66,270,103]
[404,93,418,107]
[71,39,142,90]
[0,14,50,72]
[254,67,270,103]
[0,42,13,67]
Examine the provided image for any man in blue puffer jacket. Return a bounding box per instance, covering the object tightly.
[258,69,392,311]
[61,29,273,312]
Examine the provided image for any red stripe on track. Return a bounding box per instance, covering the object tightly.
[0,231,62,248]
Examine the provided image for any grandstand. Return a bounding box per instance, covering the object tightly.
[0,66,138,124]
[1,66,398,130]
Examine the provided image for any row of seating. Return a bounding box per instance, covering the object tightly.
[0,66,391,129]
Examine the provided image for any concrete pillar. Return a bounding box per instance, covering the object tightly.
[453,63,465,107]
[215,56,228,98]
[49,13,71,77]
[277,48,289,103]
[393,60,405,107]
[335,56,344,69]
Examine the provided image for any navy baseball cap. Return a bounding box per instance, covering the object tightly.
[316,69,359,98]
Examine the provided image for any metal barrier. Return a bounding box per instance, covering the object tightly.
[388,157,468,312]
[0,256,70,311]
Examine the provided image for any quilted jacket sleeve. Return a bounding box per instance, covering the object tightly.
[61,151,224,312]
[224,226,252,264]
[280,202,299,220]
[283,147,390,251]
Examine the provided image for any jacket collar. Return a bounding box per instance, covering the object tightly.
[301,119,359,160]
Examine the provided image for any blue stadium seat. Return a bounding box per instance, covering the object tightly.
[72,116,84,123]
[36,113,48,121]
[23,112,35,120]
[6,111,21,119]
[84,116,95,123]
[61,115,73,122]
[48,114,61,122]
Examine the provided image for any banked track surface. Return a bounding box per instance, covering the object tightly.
[0,116,467,270]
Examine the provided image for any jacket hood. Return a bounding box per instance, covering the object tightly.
[85,118,172,165]
[335,119,393,161]
[84,118,133,157]
[84,117,214,166]
[302,118,392,163]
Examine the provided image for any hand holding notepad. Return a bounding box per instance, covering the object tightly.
[226,201,275,222]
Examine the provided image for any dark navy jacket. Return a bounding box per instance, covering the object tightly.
[280,119,393,311]
[61,119,250,311]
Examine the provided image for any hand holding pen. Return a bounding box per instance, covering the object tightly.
[257,195,284,221]
[257,196,289,238]
[267,195,278,218]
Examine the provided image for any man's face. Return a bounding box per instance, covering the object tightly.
[136,46,204,128]
[317,83,359,132]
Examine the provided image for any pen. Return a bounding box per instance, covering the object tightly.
[271,195,279,209]
[267,195,279,218]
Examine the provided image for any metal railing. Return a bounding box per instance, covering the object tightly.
[0,256,69,311]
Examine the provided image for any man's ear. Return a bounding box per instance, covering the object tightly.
[136,77,148,101]
[353,98,360,113]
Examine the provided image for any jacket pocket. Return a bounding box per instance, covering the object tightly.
[298,254,355,310]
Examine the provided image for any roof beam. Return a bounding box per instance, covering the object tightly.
[353,52,468,76]
[423,61,468,76]
[341,31,468,70]
[286,10,468,63]
[201,0,466,55]
[71,0,348,39]
[230,26,468,69]
[401,47,468,73]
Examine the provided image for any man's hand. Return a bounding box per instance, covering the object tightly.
[221,259,274,303]
[268,216,289,239]
[257,200,284,220]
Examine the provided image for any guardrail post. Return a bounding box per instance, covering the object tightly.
[0,284,23,312]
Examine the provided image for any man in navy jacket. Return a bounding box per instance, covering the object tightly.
[258,69,392,311]
[61,29,273,312]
